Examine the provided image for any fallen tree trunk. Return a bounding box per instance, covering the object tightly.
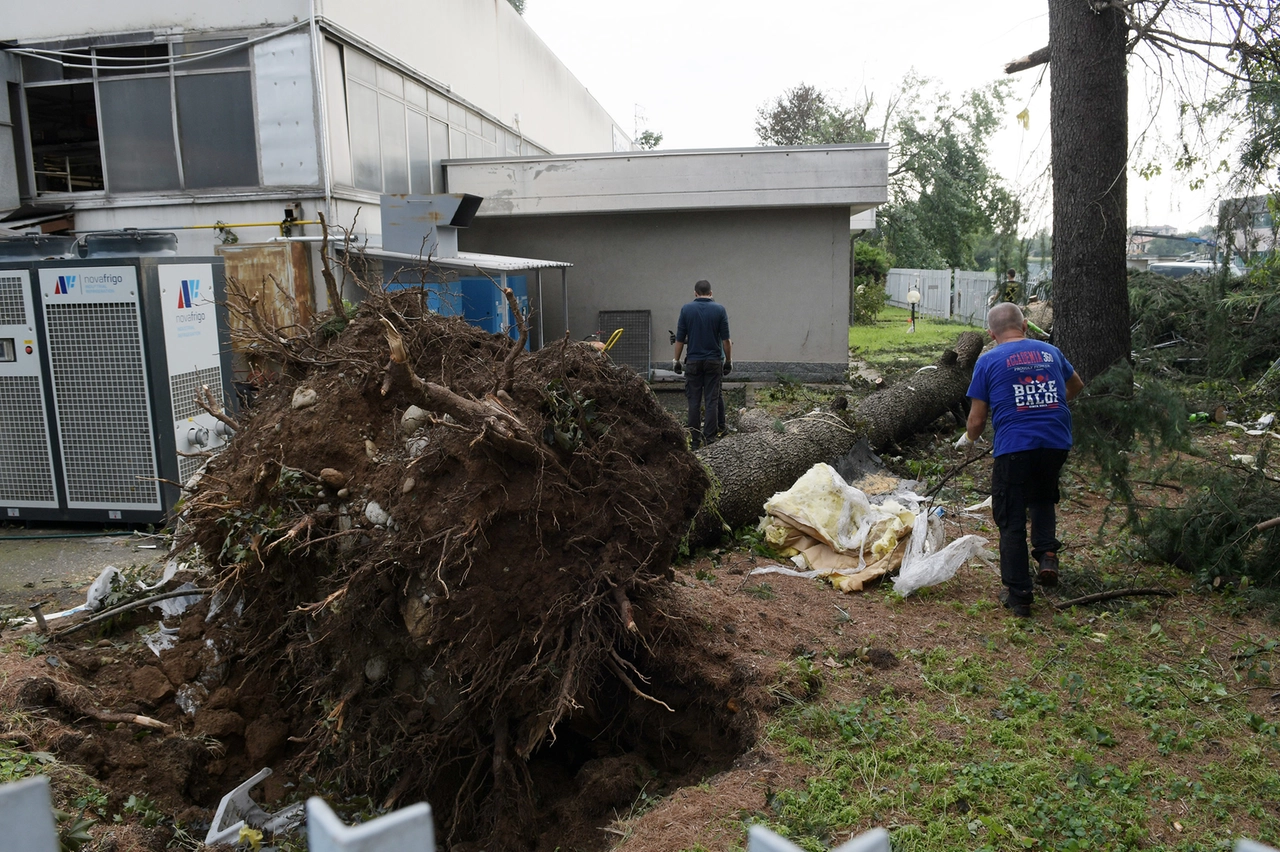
[694,331,985,540]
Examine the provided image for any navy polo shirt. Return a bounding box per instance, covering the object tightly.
[676,297,730,361]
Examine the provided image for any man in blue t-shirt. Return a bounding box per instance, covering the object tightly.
[958,302,1085,617]
[673,279,732,448]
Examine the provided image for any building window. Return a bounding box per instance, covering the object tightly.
[25,82,102,193]
[326,40,544,196]
[21,39,258,195]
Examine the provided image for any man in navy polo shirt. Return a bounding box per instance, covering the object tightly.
[673,279,732,448]
[958,302,1084,617]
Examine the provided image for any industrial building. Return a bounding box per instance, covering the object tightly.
[1,0,887,379]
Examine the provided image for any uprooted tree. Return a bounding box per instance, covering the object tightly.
[183,279,724,846]
[176,261,988,846]
[694,331,985,539]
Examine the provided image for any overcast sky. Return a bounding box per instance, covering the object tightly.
[523,0,1232,234]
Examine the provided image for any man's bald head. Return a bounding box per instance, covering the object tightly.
[987,302,1025,337]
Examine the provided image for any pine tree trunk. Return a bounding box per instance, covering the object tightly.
[1049,0,1130,382]
[692,331,985,541]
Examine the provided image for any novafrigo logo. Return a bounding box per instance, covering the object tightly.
[177,279,202,308]
[54,275,76,294]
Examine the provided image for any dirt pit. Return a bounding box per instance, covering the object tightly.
[7,564,801,851]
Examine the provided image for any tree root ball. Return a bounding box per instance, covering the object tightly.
[181,291,707,846]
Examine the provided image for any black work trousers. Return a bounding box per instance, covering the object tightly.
[991,448,1069,602]
[684,359,723,447]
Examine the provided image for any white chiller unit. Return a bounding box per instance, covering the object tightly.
[0,251,234,524]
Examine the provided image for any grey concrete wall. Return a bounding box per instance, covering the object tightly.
[459,206,852,382]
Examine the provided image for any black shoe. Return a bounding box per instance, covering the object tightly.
[1000,590,1032,618]
[1037,552,1059,587]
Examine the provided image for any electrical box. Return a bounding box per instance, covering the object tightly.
[0,254,234,524]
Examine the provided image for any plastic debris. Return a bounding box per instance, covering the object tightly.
[205,768,304,847]
[751,463,987,595]
[85,567,124,612]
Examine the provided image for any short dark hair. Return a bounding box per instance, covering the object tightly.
[694,280,712,295]
[1006,269,1017,279]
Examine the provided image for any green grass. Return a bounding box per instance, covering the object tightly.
[849,307,978,359]
[750,602,1280,852]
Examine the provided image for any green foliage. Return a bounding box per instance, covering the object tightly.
[1139,448,1280,587]
[0,740,54,781]
[852,241,892,325]
[54,809,96,851]
[505,0,524,13]
[757,75,1019,272]
[119,793,165,828]
[635,129,663,150]
[755,83,875,146]
[1070,361,1189,516]
[98,564,154,611]
[540,379,604,451]
[1129,265,1280,381]
[876,75,1021,271]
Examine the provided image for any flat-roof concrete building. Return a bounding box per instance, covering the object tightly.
[446,145,888,381]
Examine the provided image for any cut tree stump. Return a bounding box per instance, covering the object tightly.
[693,331,985,541]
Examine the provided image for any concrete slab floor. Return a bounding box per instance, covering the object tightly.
[0,529,169,612]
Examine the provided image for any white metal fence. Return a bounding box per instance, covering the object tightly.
[886,268,953,319]
[953,270,998,326]
[884,268,998,328]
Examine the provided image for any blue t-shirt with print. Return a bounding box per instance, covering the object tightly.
[966,339,1076,456]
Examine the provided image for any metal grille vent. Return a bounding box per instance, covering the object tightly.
[596,310,651,379]
[0,376,57,503]
[45,302,160,506]
[170,366,224,421]
[0,276,27,325]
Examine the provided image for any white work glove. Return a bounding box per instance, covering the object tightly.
[953,432,977,450]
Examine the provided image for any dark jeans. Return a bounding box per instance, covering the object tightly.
[992,448,1069,602]
[684,359,723,447]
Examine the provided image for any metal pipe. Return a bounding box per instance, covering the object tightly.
[562,267,569,337]
[28,603,48,634]
[535,268,544,350]
[173,220,324,230]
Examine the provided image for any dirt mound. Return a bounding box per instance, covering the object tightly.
[172,291,712,846]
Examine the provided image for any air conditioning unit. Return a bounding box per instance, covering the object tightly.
[0,241,234,524]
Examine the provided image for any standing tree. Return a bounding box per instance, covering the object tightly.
[756,77,1021,271]
[1048,0,1130,383]
[755,83,875,146]
[1006,0,1280,381]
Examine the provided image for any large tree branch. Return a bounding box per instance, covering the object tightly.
[1005,45,1051,74]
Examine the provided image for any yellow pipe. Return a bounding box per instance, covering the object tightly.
[182,220,324,229]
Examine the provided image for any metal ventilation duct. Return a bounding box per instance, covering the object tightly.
[0,235,78,261]
[380,194,482,260]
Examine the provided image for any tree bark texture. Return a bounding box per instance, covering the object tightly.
[693,331,985,540]
[1049,0,1131,383]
